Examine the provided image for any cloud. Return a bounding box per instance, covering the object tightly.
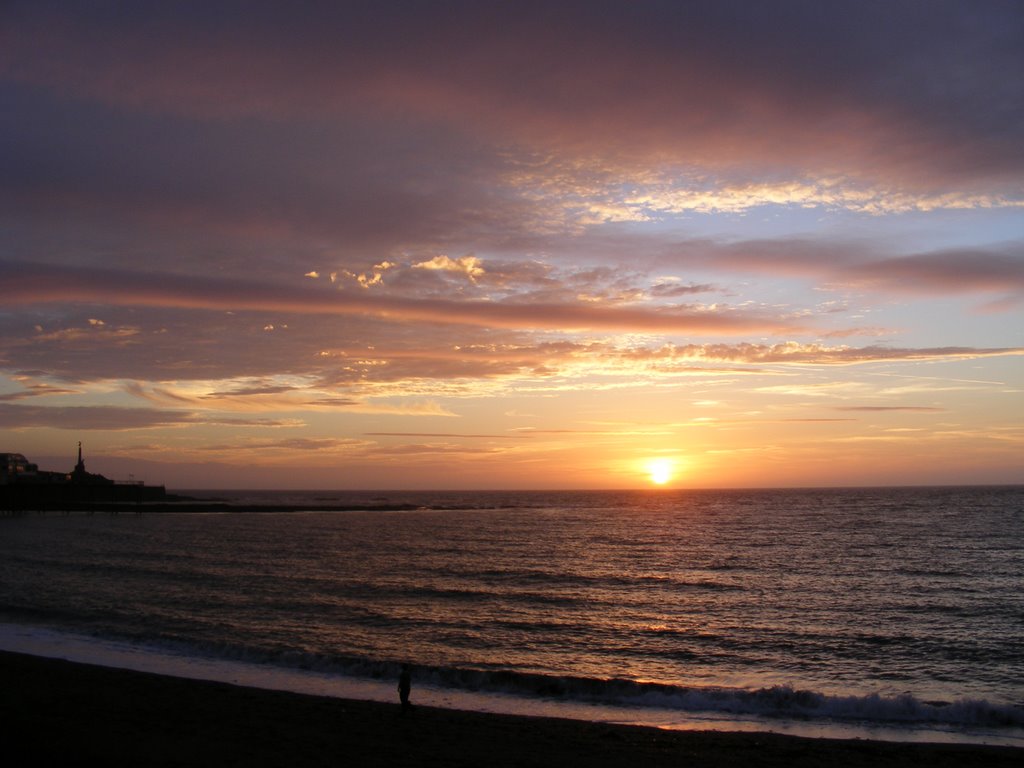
[781,418,858,423]
[362,442,501,457]
[5,312,1021,411]
[198,438,363,453]
[364,432,524,440]
[413,255,486,283]
[655,237,1024,305]
[834,249,1024,296]
[2,262,802,335]
[205,384,300,398]
[0,403,298,430]
[512,427,674,436]
[0,381,80,401]
[650,280,719,298]
[3,1,1022,197]
[616,342,1024,367]
[835,406,945,413]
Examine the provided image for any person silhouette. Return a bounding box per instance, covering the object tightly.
[398,664,413,714]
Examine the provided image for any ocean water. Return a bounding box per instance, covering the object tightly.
[1,486,1022,746]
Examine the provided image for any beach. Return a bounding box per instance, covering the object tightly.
[3,651,1020,767]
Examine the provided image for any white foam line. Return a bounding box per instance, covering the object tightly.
[1,622,1020,748]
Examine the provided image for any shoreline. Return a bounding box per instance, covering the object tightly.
[1,500,427,514]
[4,651,1021,767]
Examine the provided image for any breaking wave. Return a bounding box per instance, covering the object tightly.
[175,639,1024,730]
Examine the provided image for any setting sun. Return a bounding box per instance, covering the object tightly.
[646,458,674,486]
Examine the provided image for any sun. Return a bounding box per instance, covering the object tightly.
[646,458,674,486]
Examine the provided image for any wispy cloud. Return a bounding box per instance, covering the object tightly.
[198,438,364,453]
[364,432,525,440]
[4,262,803,336]
[833,249,1024,301]
[0,403,299,430]
[0,381,80,401]
[835,406,945,413]
[615,343,1024,367]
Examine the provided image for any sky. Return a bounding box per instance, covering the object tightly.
[1,1,1022,490]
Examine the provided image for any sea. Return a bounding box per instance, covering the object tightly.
[1,486,1022,747]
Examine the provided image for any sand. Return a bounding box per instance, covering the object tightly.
[2,651,1019,767]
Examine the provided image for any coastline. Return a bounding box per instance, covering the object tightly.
[4,651,1020,767]
[0,500,426,514]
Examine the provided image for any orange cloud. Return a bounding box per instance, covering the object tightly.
[4,263,802,336]
[0,403,297,430]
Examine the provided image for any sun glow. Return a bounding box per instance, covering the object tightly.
[646,458,674,486]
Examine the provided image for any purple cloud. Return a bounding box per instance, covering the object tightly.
[0,403,295,430]
[2,262,803,335]
[3,2,1020,192]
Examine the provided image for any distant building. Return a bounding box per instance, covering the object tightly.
[0,452,65,485]
[0,444,166,508]
[1,452,39,484]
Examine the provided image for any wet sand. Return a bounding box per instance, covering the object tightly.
[2,651,1019,767]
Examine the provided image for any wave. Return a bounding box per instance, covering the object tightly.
[149,637,1023,730]
[3,619,1021,734]
[413,667,1024,729]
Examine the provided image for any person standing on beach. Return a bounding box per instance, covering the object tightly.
[398,664,413,714]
